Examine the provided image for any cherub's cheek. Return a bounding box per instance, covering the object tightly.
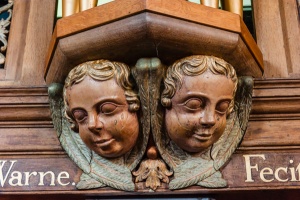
[114,112,133,132]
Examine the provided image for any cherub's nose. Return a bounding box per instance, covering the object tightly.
[88,113,103,132]
[200,107,216,127]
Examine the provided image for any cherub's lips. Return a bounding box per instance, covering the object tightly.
[94,138,115,148]
[193,131,212,142]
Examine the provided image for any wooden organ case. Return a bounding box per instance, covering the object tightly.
[0,0,300,199]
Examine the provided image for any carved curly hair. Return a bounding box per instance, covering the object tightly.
[63,59,140,132]
[161,55,238,115]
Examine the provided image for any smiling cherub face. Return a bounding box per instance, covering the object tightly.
[66,76,139,158]
[161,55,237,153]
[64,60,140,158]
[165,71,235,153]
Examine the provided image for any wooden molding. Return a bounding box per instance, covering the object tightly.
[0,87,61,153]
[239,79,300,148]
[251,78,300,119]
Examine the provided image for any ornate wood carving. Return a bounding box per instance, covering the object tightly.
[41,0,265,195]
[48,55,253,191]
[0,0,13,66]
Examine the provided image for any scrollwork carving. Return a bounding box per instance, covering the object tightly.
[0,0,13,65]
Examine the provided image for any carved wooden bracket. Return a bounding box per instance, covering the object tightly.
[45,0,263,84]
[45,0,262,193]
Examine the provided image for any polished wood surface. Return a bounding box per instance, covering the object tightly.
[46,13,261,84]
[45,0,263,84]
[253,0,300,78]
[0,87,61,152]
[0,0,56,86]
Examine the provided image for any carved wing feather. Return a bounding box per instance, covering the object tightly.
[196,171,227,188]
[89,152,135,191]
[48,83,64,137]
[168,158,215,190]
[59,125,92,173]
[211,110,240,170]
[76,173,105,190]
[125,84,150,171]
[49,83,92,172]
[212,76,253,170]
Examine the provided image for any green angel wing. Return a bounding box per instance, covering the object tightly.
[212,76,253,170]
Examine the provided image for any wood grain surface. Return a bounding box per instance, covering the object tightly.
[45,0,263,84]
[0,0,56,86]
[253,0,300,78]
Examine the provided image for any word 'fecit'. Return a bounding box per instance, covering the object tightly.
[244,154,300,183]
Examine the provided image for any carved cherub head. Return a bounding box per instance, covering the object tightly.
[63,60,140,158]
[161,55,237,153]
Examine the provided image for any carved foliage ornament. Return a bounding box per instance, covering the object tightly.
[0,0,13,65]
[298,0,300,17]
[49,55,253,191]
